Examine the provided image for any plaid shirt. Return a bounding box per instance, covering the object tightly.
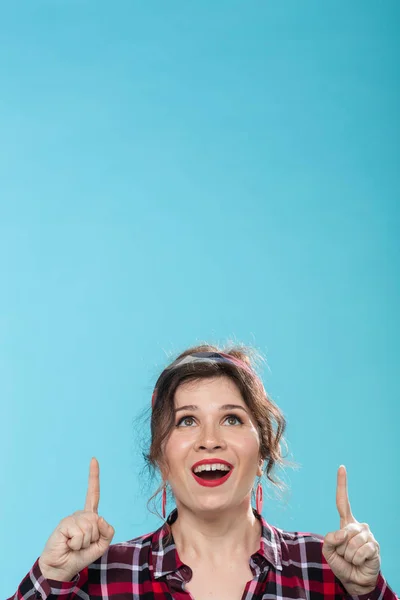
[10,508,397,600]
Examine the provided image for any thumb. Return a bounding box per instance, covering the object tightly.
[322,529,347,560]
[98,517,115,542]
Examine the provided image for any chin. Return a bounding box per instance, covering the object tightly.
[193,499,233,513]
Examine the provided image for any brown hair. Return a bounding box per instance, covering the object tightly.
[138,342,295,538]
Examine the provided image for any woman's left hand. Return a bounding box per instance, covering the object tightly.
[322,466,381,597]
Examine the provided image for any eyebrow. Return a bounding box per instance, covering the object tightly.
[174,404,249,414]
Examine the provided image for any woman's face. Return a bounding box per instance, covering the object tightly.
[162,376,263,514]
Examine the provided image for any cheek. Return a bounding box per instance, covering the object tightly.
[240,435,260,454]
[228,427,260,458]
[164,434,192,472]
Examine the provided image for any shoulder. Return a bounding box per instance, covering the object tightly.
[272,524,325,562]
[278,527,324,544]
[105,529,156,563]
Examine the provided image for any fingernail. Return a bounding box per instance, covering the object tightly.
[336,529,347,541]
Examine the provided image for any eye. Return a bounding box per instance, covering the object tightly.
[177,416,196,427]
[176,414,244,427]
[224,414,243,426]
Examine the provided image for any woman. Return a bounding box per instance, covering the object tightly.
[10,345,397,600]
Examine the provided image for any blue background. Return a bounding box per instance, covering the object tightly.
[1,1,399,595]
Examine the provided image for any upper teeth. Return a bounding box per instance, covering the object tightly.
[193,463,231,473]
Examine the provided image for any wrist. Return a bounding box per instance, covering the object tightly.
[38,558,74,583]
[343,583,376,597]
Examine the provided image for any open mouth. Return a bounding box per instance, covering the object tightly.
[191,466,233,487]
[194,469,230,480]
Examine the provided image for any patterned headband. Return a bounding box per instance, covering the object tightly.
[151,351,256,408]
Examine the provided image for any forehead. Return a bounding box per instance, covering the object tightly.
[174,376,245,408]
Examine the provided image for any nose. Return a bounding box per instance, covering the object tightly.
[194,422,227,452]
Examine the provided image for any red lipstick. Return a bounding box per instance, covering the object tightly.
[191,458,234,488]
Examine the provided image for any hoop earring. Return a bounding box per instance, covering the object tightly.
[256,482,263,515]
[162,484,167,519]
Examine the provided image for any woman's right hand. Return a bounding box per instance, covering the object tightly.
[38,457,115,582]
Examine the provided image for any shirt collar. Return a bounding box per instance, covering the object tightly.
[151,507,282,579]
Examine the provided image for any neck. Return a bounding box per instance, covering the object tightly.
[170,500,262,566]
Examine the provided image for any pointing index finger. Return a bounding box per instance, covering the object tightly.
[336,465,354,527]
[85,456,100,513]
